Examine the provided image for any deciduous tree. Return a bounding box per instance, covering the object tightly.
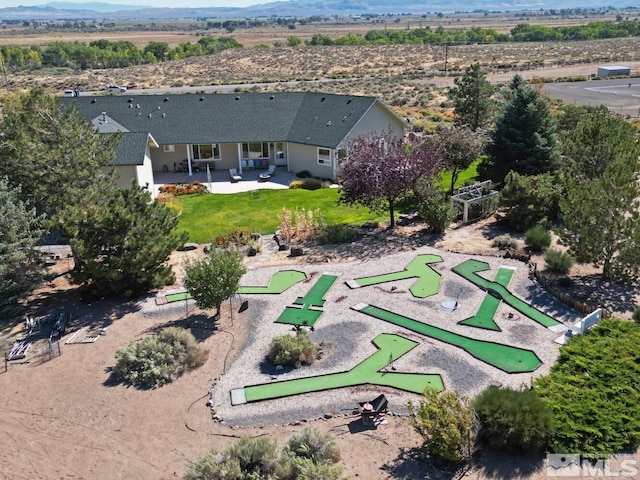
[184,247,246,319]
[428,124,486,195]
[340,130,442,228]
[448,63,496,131]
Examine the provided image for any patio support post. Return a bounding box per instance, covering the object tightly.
[237,143,243,174]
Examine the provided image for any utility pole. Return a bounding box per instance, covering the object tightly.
[444,43,449,76]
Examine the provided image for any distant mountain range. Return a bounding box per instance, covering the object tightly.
[0,0,632,20]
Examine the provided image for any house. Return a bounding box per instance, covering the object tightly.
[62,92,407,198]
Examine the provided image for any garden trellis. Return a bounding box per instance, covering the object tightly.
[452,180,498,224]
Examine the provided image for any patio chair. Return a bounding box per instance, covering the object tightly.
[259,165,276,181]
[229,168,242,183]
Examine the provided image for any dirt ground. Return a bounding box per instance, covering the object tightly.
[1,217,637,480]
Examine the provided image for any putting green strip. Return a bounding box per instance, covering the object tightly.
[458,266,515,331]
[293,273,338,308]
[276,305,323,327]
[351,254,443,298]
[165,292,190,303]
[353,303,541,373]
[452,259,562,329]
[235,334,443,404]
[238,270,306,294]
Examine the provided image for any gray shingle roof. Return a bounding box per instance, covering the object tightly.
[62,92,394,149]
[112,132,151,166]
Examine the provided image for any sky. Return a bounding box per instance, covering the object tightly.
[2,0,267,8]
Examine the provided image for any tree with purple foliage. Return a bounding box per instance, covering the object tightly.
[339,130,443,228]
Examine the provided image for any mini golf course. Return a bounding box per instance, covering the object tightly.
[237,270,306,294]
[230,334,444,405]
[347,254,443,298]
[162,270,306,304]
[276,273,338,327]
[458,265,515,331]
[352,303,542,373]
[452,259,562,329]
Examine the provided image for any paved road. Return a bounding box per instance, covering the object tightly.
[543,78,640,118]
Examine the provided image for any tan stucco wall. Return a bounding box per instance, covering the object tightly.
[287,143,335,180]
[342,101,406,145]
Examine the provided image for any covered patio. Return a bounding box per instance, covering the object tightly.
[153,166,298,196]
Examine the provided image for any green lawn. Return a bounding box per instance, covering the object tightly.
[177,188,385,243]
[176,163,479,244]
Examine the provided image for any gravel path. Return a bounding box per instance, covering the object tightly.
[193,241,582,428]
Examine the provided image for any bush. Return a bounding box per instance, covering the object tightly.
[296,170,313,178]
[535,319,640,454]
[632,306,640,323]
[492,234,517,250]
[416,190,454,234]
[524,225,551,251]
[268,330,317,367]
[408,388,477,464]
[289,179,325,190]
[185,436,283,480]
[185,430,344,480]
[284,427,341,465]
[473,386,553,452]
[321,224,359,244]
[113,327,207,389]
[544,248,575,274]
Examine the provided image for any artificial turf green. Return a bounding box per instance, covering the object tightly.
[353,254,443,298]
[276,306,323,327]
[293,274,338,308]
[242,334,444,403]
[356,304,542,373]
[452,259,562,329]
[458,266,515,331]
[238,270,306,294]
[165,292,191,303]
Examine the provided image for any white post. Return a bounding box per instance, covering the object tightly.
[237,144,243,174]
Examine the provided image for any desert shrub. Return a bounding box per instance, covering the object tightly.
[113,327,207,389]
[408,388,477,464]
[473,386,553,452]
[268,330,316,367]
[535,319,640,454]
[524,225,551,251]
[286,458,344,480]
[492,234,517,250]
[185,430,344,480]
[320,224,359,244]
[544,248,574,274]
[632,306,640,323]
[289,178,325,190]
[284,427,341,465]
[185,436,283,480]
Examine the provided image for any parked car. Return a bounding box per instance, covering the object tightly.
[64,90,79,97]
[106,85,127,93]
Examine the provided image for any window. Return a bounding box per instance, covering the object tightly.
[192,144,220,160]
[163,144,175,153]
[275,142,285,159]
[242,142,268,159]
[318,148,331,166]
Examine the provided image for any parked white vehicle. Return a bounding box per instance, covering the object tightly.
[106,85,127,93]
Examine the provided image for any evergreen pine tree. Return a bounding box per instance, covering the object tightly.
[480,75,560,185]
[448,63,496,131]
